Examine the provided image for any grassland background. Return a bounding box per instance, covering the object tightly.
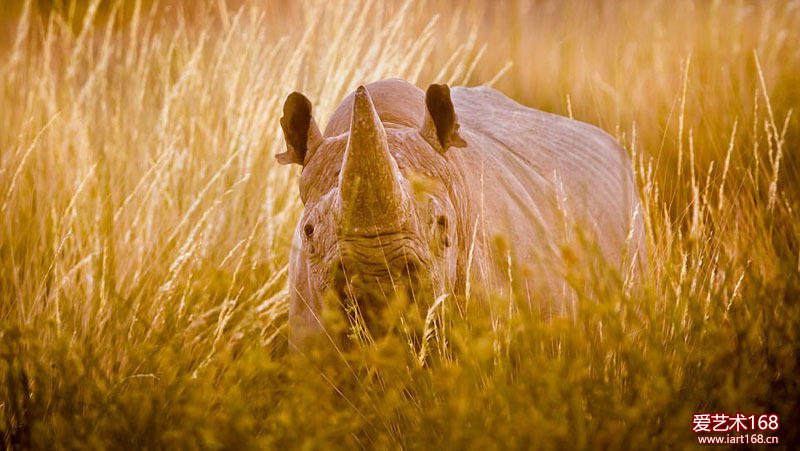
[1,0,798,449]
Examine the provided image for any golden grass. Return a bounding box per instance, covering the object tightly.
[1,0,798,448]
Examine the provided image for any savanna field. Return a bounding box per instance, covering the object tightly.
[1,0,799,448]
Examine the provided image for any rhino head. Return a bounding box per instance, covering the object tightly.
[277,82,467,346]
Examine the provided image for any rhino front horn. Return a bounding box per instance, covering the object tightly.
[339,86,407,234]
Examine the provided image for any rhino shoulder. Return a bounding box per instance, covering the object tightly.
[453,86,610,142]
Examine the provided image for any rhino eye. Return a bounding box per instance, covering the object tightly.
[435,215,450,248]
[304,223,314,238]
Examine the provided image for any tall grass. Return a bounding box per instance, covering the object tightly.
[1,0,798,448]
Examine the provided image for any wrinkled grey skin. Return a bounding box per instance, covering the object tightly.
[277,79,646,348]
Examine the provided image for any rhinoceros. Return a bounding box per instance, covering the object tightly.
[277,79,645,347]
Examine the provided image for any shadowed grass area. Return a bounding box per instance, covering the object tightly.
[1,0,798,448]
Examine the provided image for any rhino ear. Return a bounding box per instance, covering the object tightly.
[422,83,467,153]
[277,92,323,166]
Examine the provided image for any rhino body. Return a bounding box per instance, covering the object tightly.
[278,79,645,347]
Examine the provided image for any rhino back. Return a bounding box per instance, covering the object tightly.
[449,86,643,275]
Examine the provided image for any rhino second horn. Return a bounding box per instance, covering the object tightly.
[339,86,407,234]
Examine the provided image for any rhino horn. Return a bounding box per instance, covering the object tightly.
[339,86,407,234]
